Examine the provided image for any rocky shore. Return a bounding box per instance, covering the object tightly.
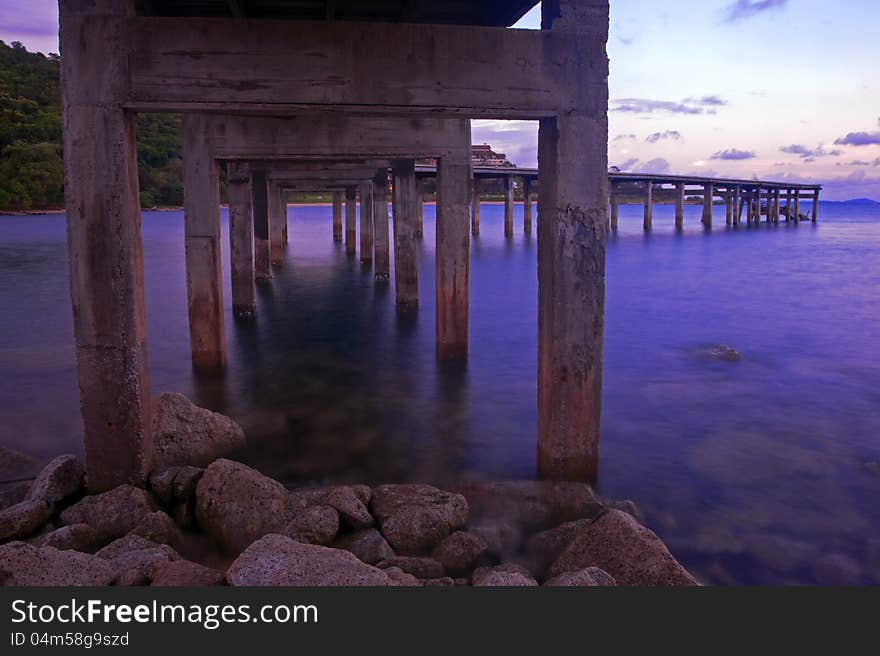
[0,394,698,587]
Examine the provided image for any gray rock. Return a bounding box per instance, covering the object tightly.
[473,563,538,587]
[130,511,182,547]
[149,466,203,505]
[333,528,395,565]
[422,576,455,586]
[524,518,595,577]
[543,567,616,586]
[31,523,105,552]
[151,392,246,469]
[27,455,84,505]
[0,499,53,542]
[59,485,156,539]
[226,534,391,586]
[383,566,421,587]
[96,534,180,585]
[283,505,339,546]
[378,555,445,579]
[431,531,489,576]
[0,541,115,586]
[322,486,374,529]
[547,510,699,586]
[371,484,468,554]
[150,559,226,586]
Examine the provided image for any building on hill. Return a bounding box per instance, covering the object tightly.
[418,144,516,169]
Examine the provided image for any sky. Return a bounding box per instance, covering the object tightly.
[2,0,879,200]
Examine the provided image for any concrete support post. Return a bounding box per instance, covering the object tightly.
[793,190,800,223]
[392,159,419,311]
[734,186,743,224]
[643,182,653,230]
[268,181,284,265]
[280,190,288,245]
[372,170,390,280]
[471,178,481,236]
[812,190,819,222]
[359,182,374,265]
[227,162,255,318]
[610,183,619,231]
[774,189,781,222]
[182,114,225,372]
[523,178,533,234]
[436,140,472,360]
[59,0,151,490]
[415,181,425,239]
[504,175,514,237]
[345,186,357,255]
[675,182,685,230]
[725,191,733,225]
[332,190,343,241]
[785,188,792,221]
[701,182,713,227]
[251,168,271,281]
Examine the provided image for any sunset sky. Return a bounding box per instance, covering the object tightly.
[2,0,878,199]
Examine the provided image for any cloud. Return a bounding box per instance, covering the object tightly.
[614,157,640,171]
[684,95,728,107]
[711,149,756,160]
[611,96,727,116]
[633,158,671,174]
[470,120,538,168]
[613,134,637,142]
[723,0,788,23]
[779,144,842,158]
[645,130,682,143]
[843,160,871,166]
[834,131,880,146]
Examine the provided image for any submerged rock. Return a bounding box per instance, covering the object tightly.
[371,484,468,554]
[0,541,115,586]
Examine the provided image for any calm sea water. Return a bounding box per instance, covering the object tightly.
[1,200,879,584]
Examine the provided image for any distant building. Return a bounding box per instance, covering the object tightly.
[418,144,516,169]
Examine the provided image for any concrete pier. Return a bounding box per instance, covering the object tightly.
[812,191,819,222]
[359,182,374,265]
[675,183,685,230]
[332,191,343,242]
[504,176,514,238]
[471,179,481,236]
[268,182,285,265]
[643,182,653,230]
[523,179,533,234]
[610,187,619,231]
[251,168,271,281]
[345,186,357,256]
[415,181,425,239]
[701,183,713,227]
[373,170,390,280]
[392,159,419,311]
[226,162,256,318]
[794,191,801,223]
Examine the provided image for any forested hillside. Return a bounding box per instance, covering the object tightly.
[0,40,183,211]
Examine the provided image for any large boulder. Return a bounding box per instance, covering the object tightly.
[59,485,156,539]
[321,487,374,529]
[547,510,699,586]
[130,511,182,547]
[523,518,595,577]
[27,455,84,505]
[0,541,115,586]
[431,531,489,576]
[370,484,468,554]
[195,459,298,553]
[96,534,181,586]
[543,567,616,586]
[226,534,392,586]
[283,505,339,546]
[150,559,226,586]
[30,523,105,553]
[333,528,395,565]
[0,500,53,542]
[151,393,246,469]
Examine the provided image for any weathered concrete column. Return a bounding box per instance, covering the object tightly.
[523,178,533,234]
[436,138,472,359]
[268,181,285,265]
[251,168,271,281]
[227,162,256,318]
[734,185,743,224]
[756,188,763,223]
[725,191,733,225]
[643,181,653,230]
[774,189,781,222]
[332,190,343,241]
[182,114,225,372]
[359,182,374,265]
[793,190,800,223]
[503,175,514,237]
[345,186,357,255]
[59,0,151,490]
[415,181,425,239]
[372,169,390,280]
[471,178,481,236]
[675,182,685,230]
[610,183,619,231]
[812,189,819,222]
[785,188,792,221]
[392,159,419,311]
[701,182,713,227]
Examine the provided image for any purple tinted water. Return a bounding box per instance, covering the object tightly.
[1,200,878,584]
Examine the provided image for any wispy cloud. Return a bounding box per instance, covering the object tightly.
[723,0,788,23]
[711,148,756,160]
[633,158,672,174]
[611,96,727,115]
[646,130,682,143]
[614,157,641,171]
[834,131,880,146]
[779,144,842,158]
[613,134,637,142]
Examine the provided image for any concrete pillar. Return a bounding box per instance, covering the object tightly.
[345,186,357,255]
[359,182,374,265]
[392,159,419,311]
[523,178,533,234]
[281,190,288,245]
[372,169,390,280]
[182,114,225,372]
[785,188,792,221]
[756,188,763,223]
[734,186,743,224]
[268,181,284,265]
[643,181,653,230]
[415,181,424,239]
[471,178,481,236]
[675,182,685,230]
[610,183,619,231]
[725,191,733,225]
[332,190,343,241]
[436,140,471,360]
[774,189,781,222]
[227,162,255,318]
[251,168,271,281]
[793,190,800,223]
[701,182,713,227]
[59,0,151,490]
[503,175,514,237]
[812,189,819,222]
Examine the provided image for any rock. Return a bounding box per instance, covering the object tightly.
[543,567,616,586]
[151,392,246,469]
[149,468,178,505]
[59,485,156,539]
[473,563,538,587]
[383,566,421,587]
[0,541,115,586]
[150,559,226,586]
[601,498,644,523]
[284,505,339,546]
[96,534,178,561]
[422,577,455,586]
[322,486,374,529]
[378,555,445,580]
[431,531,488,576]
[0,499,54,542]
[31,523,104,552]
[547,510,698,586]
[524,518,594,577]
[27,455,84,505]
[96,534,180,585]
[172,500,195,530]
[130,511,182,546]
[195,459,298,553]
[149,466,203,506]
[334,528,395,565]
[707,345,741,362]
[469,521,523,560]
[226,534,391,586]
[371,484,468,554]
[453,480,603,531]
